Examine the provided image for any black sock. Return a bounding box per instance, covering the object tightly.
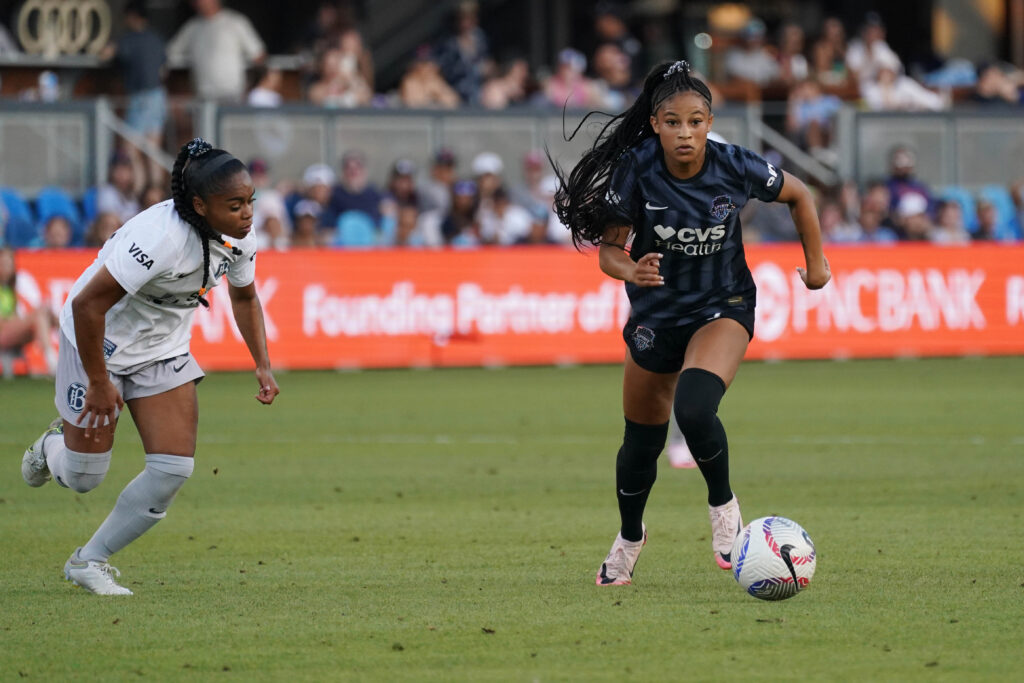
[675,368,732,507]
[616,418,668,542]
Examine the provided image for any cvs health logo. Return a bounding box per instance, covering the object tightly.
[653,224,726,256]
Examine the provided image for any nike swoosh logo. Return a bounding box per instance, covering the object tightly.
[618,488,648,496]
[645,201,668,210]
[172,360,189,373]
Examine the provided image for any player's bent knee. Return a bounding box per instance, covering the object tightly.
[674,368,727,435]
[620,418,669,465]
[63,449,112,493]
[141,454,195,515]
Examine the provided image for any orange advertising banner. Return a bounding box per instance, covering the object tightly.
[7,244,1024,374]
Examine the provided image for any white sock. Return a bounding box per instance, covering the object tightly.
[46,438,111,493]
[79,454,194,563]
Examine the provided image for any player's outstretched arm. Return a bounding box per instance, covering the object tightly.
[776,171,830,290]
[228,281,279,405]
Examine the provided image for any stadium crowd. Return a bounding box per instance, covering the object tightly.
[1,0,1023,250]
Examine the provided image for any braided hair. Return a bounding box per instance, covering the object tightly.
[170,138,245,307]
[552,60,713,250]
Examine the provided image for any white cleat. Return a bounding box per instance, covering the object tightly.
[709,495,743,570]
[596,525,647,586]
[64,549,133,596]
[22,417,62,487]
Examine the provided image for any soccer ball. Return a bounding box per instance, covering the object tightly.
[730,516,816,601]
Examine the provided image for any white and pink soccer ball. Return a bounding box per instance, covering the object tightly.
[730,516,817,601]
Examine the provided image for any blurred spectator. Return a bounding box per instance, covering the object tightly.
[543,48,601,109]
[515,219,558,246]
[309,40,373,107]
[725,18,779,88]
[893,192,934,241]
[592,2,642,81]
[384,159,419,208]
[974,200,1000,241]
[140,184,168,210]
[819,200,861,243]
[592,43,637,111]
[857,199,899,243]
[1012,180,1024,228]
[167,0,266,102]
[328,150,385,240]
[478,186,533,245]
[85,212,122,248]
[434,1,493,104]
[41,216,72,249]
[294,162,336,228]
[861,51,945,111]
[480,57,532,109]
[97,152,141,224]
[838,180,861,222]
[810,38,849,90]
[248,65,284,107]
[471,151,504,209]
[884,147,934,218]
[249,158,290,251]
[510,150,553,223]
[776,23,809,86]
[932,200,971,245]
[399,46,460,109]
[972,62,1024,105]
[441,180,480,246]
[392,204,443,248]
[786,80,841,161]
[101,1,167,188]
[419,149,457,214]
[845,12,900,84]
[297,1,348,59]
[739,199,797,242]
[0,246,56,374]
[291,199,325,247]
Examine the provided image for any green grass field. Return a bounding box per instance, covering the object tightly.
[2,357,1023,681]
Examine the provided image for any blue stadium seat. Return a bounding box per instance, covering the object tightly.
[333,210,378,248]
[35,186,85,246]
[938,186,979,234]
[978,185,1022,241]
[80,186,99,224]
[0,187,39,247]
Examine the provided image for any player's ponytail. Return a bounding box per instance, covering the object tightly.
[170,138,245,308]
[551,60,713,249]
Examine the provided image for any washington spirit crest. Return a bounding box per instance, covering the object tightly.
[631,326,656,352]
[710,195,736,221]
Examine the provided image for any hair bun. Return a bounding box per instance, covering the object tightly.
[663,60,691,79]
[186,138,213,158]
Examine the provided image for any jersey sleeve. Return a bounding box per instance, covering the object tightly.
[226,239,257,288]
[738,147,784,203]
[104,223,177,295]
[606,153,640,226]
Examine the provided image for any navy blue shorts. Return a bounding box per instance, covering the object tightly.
[623,303,755,374]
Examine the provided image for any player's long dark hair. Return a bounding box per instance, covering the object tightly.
[170,138,245,308]
[552,60,713,249]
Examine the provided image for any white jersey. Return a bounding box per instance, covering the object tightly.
[60,200,257,374]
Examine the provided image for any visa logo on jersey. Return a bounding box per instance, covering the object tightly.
[128,242,154,270]
[653,224,726,255]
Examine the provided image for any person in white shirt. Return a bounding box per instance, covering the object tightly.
[21,138,279,596]
[167,0,266,101]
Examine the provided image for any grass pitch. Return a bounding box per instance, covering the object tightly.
[1,357,1023,681]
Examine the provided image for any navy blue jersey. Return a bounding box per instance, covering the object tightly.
[606,137,784,328]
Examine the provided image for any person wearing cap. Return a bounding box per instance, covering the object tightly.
[96,153,141,225]
[893,192,934,241]
[440,180,480,246]
[724,17,780,88]
[291,199,325,248]
[471,151,505,209]
[884,146,934,219]
[248,159,291,251]
[419,149,458,215]
[290,162,336,230]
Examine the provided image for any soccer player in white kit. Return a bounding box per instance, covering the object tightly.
[21,138,279,595]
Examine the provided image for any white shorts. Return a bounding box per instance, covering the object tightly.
[54,332,205,424]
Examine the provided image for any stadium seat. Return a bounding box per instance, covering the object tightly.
[0,187,39,247]
[938,186,979,234]
[978,185,1022,241]
[35,186,85,246]
[333,211,378,248]
[80,186,99,224]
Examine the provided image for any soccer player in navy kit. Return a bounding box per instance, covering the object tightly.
[553,61,830,586]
